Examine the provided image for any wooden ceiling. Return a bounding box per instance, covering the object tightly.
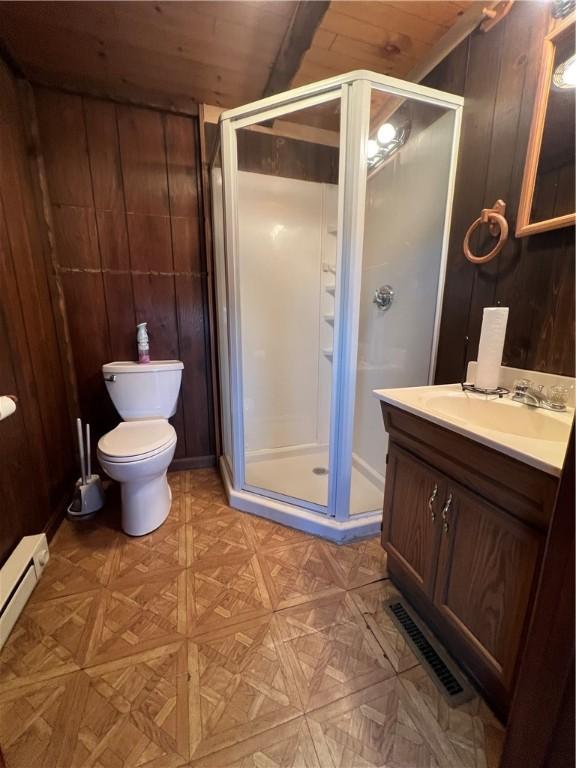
[293,1,471,88]
[0,1,475,114]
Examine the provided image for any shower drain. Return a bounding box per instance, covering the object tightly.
[312,466,329,476]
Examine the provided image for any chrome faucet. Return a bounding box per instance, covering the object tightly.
[511,379,569,412]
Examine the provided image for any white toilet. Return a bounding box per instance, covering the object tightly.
[97,360,184,536]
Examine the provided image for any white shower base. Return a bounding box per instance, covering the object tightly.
[221,456,383,544]
[245,447,383,515]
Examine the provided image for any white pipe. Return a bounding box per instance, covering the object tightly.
[76,418,86,485]
[86,423,91,480]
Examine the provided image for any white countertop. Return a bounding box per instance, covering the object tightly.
[373,383,573,477]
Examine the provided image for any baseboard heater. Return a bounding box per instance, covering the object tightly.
[0,534,50,651]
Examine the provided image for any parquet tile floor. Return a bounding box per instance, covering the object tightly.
[0,469,504,768]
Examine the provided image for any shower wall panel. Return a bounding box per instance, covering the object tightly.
[238,171,331,452]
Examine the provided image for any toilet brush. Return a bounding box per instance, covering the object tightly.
[67,418,105,518]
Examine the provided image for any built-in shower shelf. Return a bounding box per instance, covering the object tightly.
[323,313,335,324]
[322,348,334,360]
[325,284,336,296]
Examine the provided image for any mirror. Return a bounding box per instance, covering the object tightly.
[517,14,576,237]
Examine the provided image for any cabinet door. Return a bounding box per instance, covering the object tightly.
[433,483,541,690]
[382,445,443,597]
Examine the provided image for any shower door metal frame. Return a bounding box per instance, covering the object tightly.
[221,86,348,516]
[219,70,464,524]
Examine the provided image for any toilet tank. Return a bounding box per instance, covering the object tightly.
[102,361,184,421]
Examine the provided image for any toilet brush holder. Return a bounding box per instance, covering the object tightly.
[67,474,105,518]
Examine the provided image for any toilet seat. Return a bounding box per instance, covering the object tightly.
[98,420,176,463]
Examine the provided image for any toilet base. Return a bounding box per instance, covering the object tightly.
[121,471,172,536]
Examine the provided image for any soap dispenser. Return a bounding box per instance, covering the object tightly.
[136,322,150,364]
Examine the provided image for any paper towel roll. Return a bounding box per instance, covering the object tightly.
[0,396,17,421]
[475,307,509,391]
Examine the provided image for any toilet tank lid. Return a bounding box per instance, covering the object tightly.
[103,360,184,374]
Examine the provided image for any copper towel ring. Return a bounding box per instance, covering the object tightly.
[463,199,508,264]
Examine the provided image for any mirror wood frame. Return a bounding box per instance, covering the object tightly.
[516,12,576,237]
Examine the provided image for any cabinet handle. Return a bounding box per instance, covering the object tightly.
[441,493,452,534]
[428,484,439,521]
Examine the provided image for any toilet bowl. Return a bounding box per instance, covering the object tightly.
[98,360,183,536]
[98,420,177,536]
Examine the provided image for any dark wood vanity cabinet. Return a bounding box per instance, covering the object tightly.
[381,403,559,720]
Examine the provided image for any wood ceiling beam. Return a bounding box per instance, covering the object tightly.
[263,0,330,98]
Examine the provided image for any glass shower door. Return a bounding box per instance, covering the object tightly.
[228,94,343,511]
[349,89,457,516]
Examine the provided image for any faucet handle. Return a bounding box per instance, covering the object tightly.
[513,378,531,394]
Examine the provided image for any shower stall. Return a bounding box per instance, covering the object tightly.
[211,70,463,541]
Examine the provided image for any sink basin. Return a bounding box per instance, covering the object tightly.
[373,383,574,476]
[419,392,571,442]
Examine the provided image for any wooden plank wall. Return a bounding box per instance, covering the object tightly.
[33,86,215,468]
[237,128,339,183]
[0,61,76,565]
[427,2,575,382]
[205,123,339,184]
